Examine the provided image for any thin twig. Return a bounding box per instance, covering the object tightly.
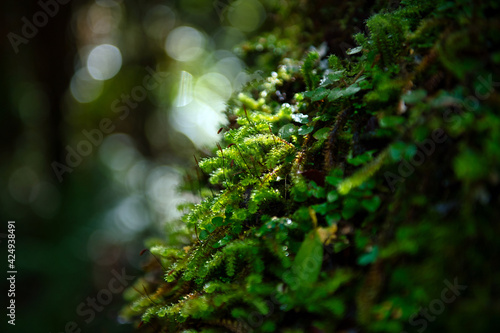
[243,105,259,133]
[352,68,365,84]
[194,155,213,196]
[232,144,262,184]
[217,143,231,190]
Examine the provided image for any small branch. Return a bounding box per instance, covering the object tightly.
[352,68,365,84]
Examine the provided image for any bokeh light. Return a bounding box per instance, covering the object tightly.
[227,0,266,32]
[0,0,275,331]
[170,99,227,147]
[87,2,121,35]
[211,51,245,85]
[146,166,185,220]
[70,67,104,103]
[212,26,246,50]
[98,134,137,172]
[143,5,176,41]
[195,72,233,105]
[112,194,150,234]
[165,26,206,62]
[87,44,122,80]
[175,71,194,107]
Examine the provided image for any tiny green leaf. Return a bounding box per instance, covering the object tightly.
[326,213,341,225]
[279,124,297,139]
[380,116,405,128]
[213,235,232,248]
[389,142,417,161]
[199,230,209,240]
[347,46,363,55]
[206,223,216,233]
[298,125,314,135]
[361,196,381,212]
[313,128,330,141]
[347,150,376,166]
[328,88,343,101]
[304,87,329,102]
[341,197,358,220]
[320,71,344,86]
[358,246,379,266]
[343,84,361,97]
[212,217,224,227]
[312,202,329,215]
[327,191,339,202]
[326,176,342,186]
[334,242,349,253]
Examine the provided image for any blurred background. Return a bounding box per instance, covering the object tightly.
[0,0,270,331]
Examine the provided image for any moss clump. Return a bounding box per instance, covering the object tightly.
[122,0,500,332]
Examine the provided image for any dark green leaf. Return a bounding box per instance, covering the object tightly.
[199,230,209,240]
[304,90,315,98]
[347,150,376,166]
[291,230,323,289]
[327,88,343,101]
[212,217,224,227]
[326,175,342,186]
[341,198,358,220]
[312,202,329,215]
[326,213,341,225]
[334,242,349,253]
[380,116,405,128]
[313,128,330,141]
[389,141,417,161]
[358,246,379,266]
[361,196,381,212]
[279,124,297,139]
[320,71,344,87]
[206,223,216,233]
[327,191,339,202]
[299,125,314,135]
[213,235,232,248]
[311,88,329,102]
[343,84,361,97]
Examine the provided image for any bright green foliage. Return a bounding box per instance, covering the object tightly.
[122,0,500,332]
[366,13,408,67]
[302,51,320,90]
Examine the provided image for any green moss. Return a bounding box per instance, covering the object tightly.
[122,0,500,332]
